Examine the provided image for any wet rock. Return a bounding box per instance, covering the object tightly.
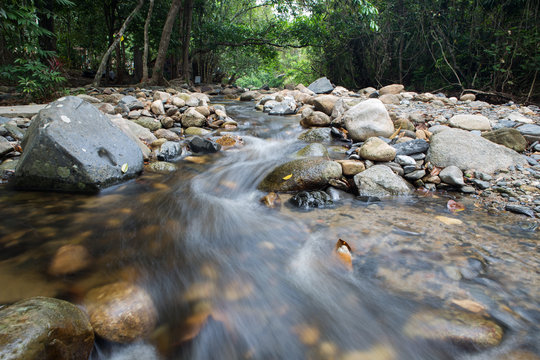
[482,128,528,152]
[145,161,177,174]
[298,127,333,143]
[439,166,465,186]
[132,116,162,131]
[449,114,491,131]
[157,141,183,161]
[269,96,296,115]
[505,204,535,217]
[0,159,17,179]
[258,158,342,192]
[307,77,334,94]
[392,139,429,156]
[354,165,414,196]
[427,128,526,173]
[336,159,365,176]
[154,128,180,141]
[0,297,94,360]
[313,95,339,116]
[294,143,328,157]
[379,84,404,95]
[84,282,158,343]
[289,190,333,209]
[188,136,221,154]
[359,137,396,162]
[0,136,13,157]
[181,107,207,128]
[300,111,331,127]
[14,97,143,192]
[240,91,259,101]
[49,244,91,276]
[403,309,503,348]
[343,99,394,141]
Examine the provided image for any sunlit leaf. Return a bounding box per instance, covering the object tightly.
[121,163,128,173]
[282,174,292,180]
[435,215,462,225]
[335,239,353,271]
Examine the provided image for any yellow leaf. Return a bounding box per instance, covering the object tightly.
[389,126,401,139]
[120,35,124,42]
[282,174,292,180]
[121,163,128,173]
[435,215,462,225]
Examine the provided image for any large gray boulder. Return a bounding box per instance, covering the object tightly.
[343,99,394,141]
[14,96,143,192]
[353,165,413,196]
[427,128,526,173]
[307,77,334,94]
[0,297,94,360]
[258,158,342,192]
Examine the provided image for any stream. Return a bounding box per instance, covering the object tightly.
[0,99,538,359]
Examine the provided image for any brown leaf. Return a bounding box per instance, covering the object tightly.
[389,126,401,139]
[450,299,486,313]
[447,199,465,213]
[430,167,442,176]
[335,239,353,271]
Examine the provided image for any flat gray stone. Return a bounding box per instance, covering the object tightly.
[0,104,47,118]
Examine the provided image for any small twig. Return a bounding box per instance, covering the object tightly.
[526,70,537,103]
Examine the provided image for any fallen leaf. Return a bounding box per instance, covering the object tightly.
[435,215,463,225]
[121,163,128,173]
[450,299,486,313]
[447,199,465,212]
[335,239,353,271]
[389,126,402,139]
[260,192,281,208]
[282,174,292,180]
[430,167,442,176]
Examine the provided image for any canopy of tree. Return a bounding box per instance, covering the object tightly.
[0,0,538,102]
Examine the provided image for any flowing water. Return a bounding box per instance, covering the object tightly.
[0,100,538,359]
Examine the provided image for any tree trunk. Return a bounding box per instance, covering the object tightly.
[92,0,144,87]
[149,0,183,85]
[37,0,56,53]
[182,0,194,83]
[141,0,154,83]
[133,47,143,82]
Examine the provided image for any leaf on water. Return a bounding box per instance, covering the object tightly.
[260,192,281,208]
[389,126,401,139]
[450,299,486,313]
[282,174,292,180]
[447,199,465,212]
[335,239,353,271]
[435,215,463,225]
[121,163,128,173]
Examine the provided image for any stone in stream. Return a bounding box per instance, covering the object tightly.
[359,137,397,162]
[392,139,430,156]
[14,96,143,192]
[482,128,528,152]
[294,143,328,158]
[0,297,94,360]
[240,91,259,101]
[84,281,158,343]
[181,107,207,128]
[258,158,342,192]
[289,190,333,209]
[188,136,221,154]
[111,118,158,146]
[268,96,296,115]
[449,114,491,131]
[343,99,394,141]
[154,128,181,141]
[300,111,331,128]
[307,77,334,94]
[48,244,91,276]
[439,166,465,187]
[312,95,339,116]
[403,309,503,348]
[427,128,527,173]
[132,116,162,131]
[353,165,414,196]
[145,161,177,174]
[157,141,183,161]
[298,128,333,143]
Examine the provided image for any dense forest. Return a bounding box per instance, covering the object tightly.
[0,0,538,102]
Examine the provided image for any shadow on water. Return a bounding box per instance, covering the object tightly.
[0,100,538,359]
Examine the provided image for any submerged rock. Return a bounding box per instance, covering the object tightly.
[258,158,342,192]
[14,96,143,192]
[298,128,333,143]
[289,190,333,209]
[294,143,328,158]
[404,309,503,348]
[84,281,158,343]
[0,297,94,360]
